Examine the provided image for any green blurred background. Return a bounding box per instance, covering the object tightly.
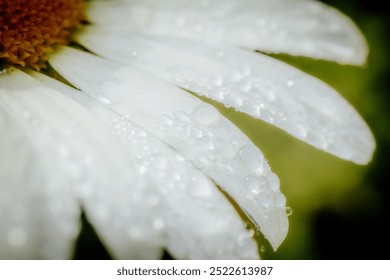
[74,0,389,260]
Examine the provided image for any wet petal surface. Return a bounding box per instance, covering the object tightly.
[33,72,260,259]
[87,0,368,65]
[50,47,289,250]
[0,70,162,259]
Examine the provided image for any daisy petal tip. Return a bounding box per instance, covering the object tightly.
[355,133,376,166]
[333,118,376,166]
[329,5,369,66]
[264,208,289,251]
[246,205,288,252]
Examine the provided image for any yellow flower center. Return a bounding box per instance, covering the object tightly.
[0,0,85,70]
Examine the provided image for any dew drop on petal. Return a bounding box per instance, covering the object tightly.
[245,175,267,195]
[161,114,173,127]
[191,126,204,138]
[191,105,220,125]
[96,94,111,105]
[196,136,214,151]
[260,109,274,123]
[240,81,253,93]
[259,191,273,208]
[139,165,147,174]
[286,207,293,216]
[287,80,294,87]
[225,92,243,107]
[267,173,280,192]
[242,101,260,117]
[188,176,213,198]
[153,219,165,230]
[274,193,287,207]
[174,111,190,123]
[245,175,258,193]
[239,145,265,174]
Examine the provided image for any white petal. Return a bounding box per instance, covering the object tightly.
[0,118,79,259]
[0,70,80,259]
[49,47,289,250]
[0,69,161,259]
[77,30,375,164]
[33,71,259,259]
[87,0,368,65]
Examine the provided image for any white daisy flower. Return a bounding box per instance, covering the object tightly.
[0,0,375,260]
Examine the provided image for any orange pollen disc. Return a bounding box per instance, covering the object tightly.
[0,0,85,70]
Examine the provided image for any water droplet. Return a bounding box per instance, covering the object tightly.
[196,137,214,151]
[274,193,286,207]
[290,122,308,138]
[219,159,235,173]
[175,155,185,162]
[239,145,265,174]
[192,105,219,125]
[173,172,182,181]
[161,115,173,126]
[231,71,243,82]
[240,81,253,92]
[225,92,243,107]
[267,173,280,192]
[153,219,165,230]
[262,88,276,101]
[191,126,204,138]
[213,88,226,101]
[260,245,266,253]
[244,176,266,195]
[139,165,147,174]
[242,101,260,117]
[285,207,293,216]
[260,109,274,123]
[188,175,213,197]
[287,80,294,87]
[259,191,273,207]
[96,94,111,105]
[174,111,190,123]
[306,130,329,150]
